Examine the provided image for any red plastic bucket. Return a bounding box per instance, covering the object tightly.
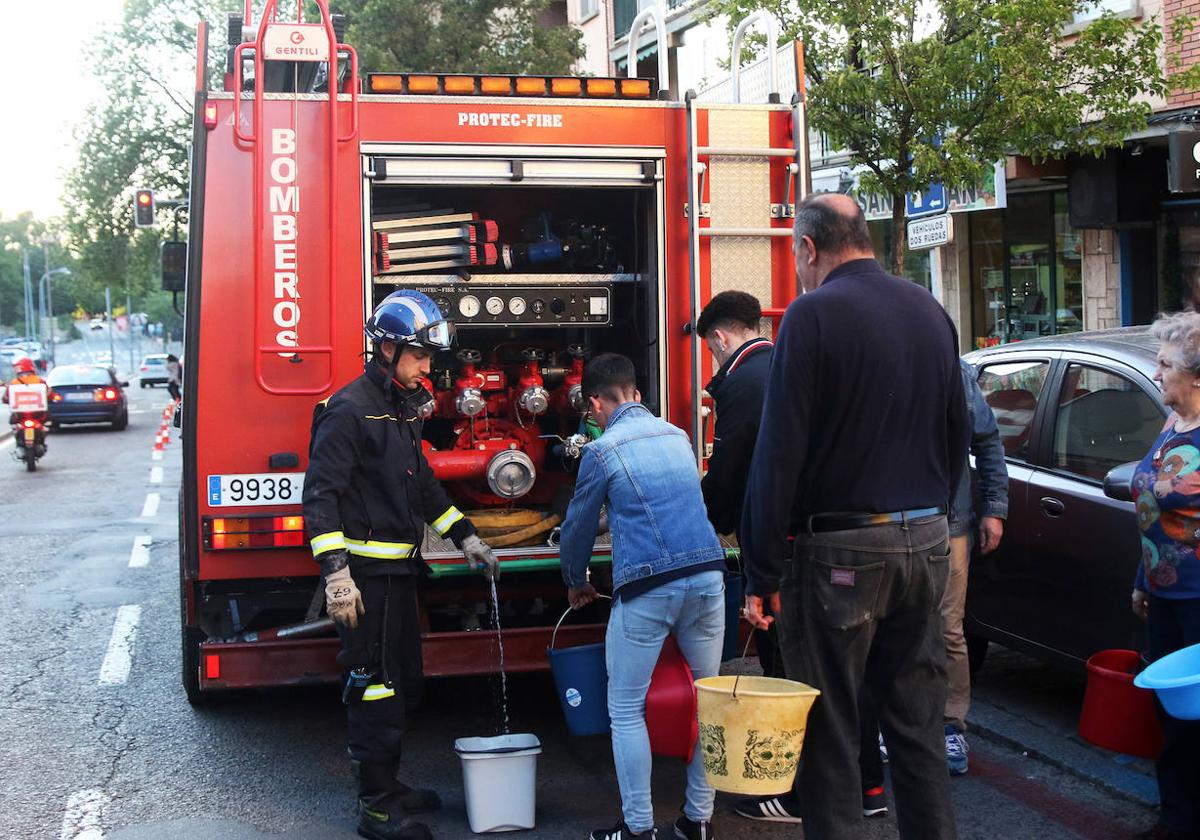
[1078,649,1165,759]
[646,636,699,762]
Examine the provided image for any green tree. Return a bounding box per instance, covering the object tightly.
[708,0,1200,272]
[335,0,584,75]
[63,0,237,317]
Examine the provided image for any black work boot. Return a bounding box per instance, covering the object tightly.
[352,759,442,815]
[357,799,433,840]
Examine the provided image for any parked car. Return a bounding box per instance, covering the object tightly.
[0,348,28,367]
[138,353,169,387]
[963,327,1164,673]
[89,317,105,331]
[46,365,129,430]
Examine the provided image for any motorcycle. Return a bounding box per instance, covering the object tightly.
[11,415,47,472]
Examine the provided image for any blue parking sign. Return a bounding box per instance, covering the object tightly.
[907,184,947,218]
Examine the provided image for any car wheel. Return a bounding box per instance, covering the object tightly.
[966,632,989,677]
[111,411,128,431]
[140,382,146,389]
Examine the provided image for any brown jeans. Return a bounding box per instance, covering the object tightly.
[941,534,971,732]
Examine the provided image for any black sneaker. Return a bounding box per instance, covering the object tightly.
[862,786,889,817]
[673,814,714,839]
[589,820,656,840]
[732,795,802,823]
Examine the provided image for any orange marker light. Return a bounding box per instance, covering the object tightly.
[550,77,582,96]
[369,75,404,93]
[443,75,475,94]
[586,78,617,97]
[621,78,651,98]
[515,77,547,95]
[407,75,439,94]
[203,102,218,129]
[480,76,512,94]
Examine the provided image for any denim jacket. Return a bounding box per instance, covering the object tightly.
[559,402,725,591]
[949,359,1009,536]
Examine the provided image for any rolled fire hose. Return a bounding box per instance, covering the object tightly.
[485,514,562,548]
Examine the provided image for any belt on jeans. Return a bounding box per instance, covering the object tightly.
[806,507,945,533]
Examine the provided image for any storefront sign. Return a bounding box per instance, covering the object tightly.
[1169,131,1200,193]
[813,161,1007,221]
[907,214,953,250]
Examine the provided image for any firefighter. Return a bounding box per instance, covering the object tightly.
[303,290,499,840]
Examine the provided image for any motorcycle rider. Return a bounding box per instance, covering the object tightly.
[4,357,50,438]
[303,290,499,840]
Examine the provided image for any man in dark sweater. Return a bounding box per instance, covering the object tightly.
[742,193,967,840]
[699,290,890,825]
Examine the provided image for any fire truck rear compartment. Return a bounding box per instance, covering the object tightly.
[366,177,664,551]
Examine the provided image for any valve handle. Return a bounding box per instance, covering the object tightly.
[566,343,589,359]
[457,348,482,365]
[522,348,545,362]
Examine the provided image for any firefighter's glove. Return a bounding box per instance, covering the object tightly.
[323,564,365,629]
[462,534,500,581]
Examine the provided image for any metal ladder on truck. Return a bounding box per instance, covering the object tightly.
[231,0,359,395]
[684,11,810,469]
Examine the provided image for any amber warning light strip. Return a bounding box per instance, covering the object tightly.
[366,73,652,99]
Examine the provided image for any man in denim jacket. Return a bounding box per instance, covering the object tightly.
[941,359,1008,775]
[560,353,728,840]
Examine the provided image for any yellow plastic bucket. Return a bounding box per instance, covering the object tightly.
[695,675,821,795]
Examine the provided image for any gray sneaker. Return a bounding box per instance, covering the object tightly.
[945,725,969,775]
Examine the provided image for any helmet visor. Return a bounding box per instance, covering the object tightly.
[413,319,456,351]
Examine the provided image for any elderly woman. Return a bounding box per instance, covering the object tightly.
[1131,311,1200,840]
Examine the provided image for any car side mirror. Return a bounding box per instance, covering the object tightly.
[1103,461,1138,503]
[120,381,130,388]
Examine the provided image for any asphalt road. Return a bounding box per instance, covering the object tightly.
[0,372,1162,840]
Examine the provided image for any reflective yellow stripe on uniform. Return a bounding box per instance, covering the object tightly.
[344,538,417,559]
[310,531,347,555]
[362,683,396,701]
[431,506,464,536]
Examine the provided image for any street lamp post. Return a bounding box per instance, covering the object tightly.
[39,267,70,367]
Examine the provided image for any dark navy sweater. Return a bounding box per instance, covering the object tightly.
[740,259,969,595]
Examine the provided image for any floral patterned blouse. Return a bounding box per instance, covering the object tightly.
[1133,417,1200,598]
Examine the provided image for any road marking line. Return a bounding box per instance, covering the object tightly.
[141,493,160,518]
[60,788,107,839]
[129,535,152,568]
[98,605,141,686]
[149,466,163,484]
[151,450,163,461]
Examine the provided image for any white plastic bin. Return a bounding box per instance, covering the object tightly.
[454,733,542,833]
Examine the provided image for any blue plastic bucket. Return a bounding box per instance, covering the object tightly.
[1134,641,1200,720]
[547,607,610,736]
[722,573,745,661]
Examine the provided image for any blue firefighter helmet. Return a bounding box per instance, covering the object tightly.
[364,290,456,352]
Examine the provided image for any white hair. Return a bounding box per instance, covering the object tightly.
[1151,311,1200,372]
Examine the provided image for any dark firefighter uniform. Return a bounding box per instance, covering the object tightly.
[303,362,476,831]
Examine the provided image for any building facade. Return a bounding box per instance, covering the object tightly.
[566,0,1200,349]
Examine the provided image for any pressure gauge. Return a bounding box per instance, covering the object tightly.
[459,295,480,318]
[485,296,504,316]
[508,296,527,316]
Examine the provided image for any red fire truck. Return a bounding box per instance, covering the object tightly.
[178,0,804,701]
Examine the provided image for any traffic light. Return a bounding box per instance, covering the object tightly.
[133,189,155,228]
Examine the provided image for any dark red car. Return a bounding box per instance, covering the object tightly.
[962,327,1164,672]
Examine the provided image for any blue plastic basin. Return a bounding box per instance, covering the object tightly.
[1133,641,1200,720]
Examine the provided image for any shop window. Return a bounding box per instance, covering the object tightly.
[1073,0,1139,24]
[869,220,932,290]
[978,360,1049,460]
[1052,364,1161,481]
[971,191,1082,345]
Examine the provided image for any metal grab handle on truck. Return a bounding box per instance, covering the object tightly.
[234,0,359,395]
[550,593,612,650]
[626,5,670,100]
[730,10,779,103]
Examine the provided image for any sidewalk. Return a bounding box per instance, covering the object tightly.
[969,645,1159,807]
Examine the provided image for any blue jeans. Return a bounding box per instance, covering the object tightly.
[605,570,726,833]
